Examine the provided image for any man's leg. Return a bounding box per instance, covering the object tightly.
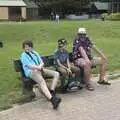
[70,65,80,80]
[76,59,91,82]
[92,57,111,85]
[30,71,52,99]
[30,71,61,109]
[43,68,60,91]
[75,58,94,91]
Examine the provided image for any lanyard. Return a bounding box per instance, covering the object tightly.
[25,51,40,65]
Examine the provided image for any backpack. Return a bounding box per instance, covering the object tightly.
[60,72,83,93]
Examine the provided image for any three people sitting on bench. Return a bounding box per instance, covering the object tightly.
[20,40,61,109]
[73,27,111,91]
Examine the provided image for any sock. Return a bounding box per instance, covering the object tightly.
[50,90,56,96]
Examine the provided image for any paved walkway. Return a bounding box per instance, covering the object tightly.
[0,78,120,120]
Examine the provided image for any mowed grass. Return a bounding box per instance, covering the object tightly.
[0,20,120,110]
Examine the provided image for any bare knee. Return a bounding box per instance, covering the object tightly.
[74,67,80,73]
[54,71,60,78]
[60,70,67,77]
[83,62,91,69]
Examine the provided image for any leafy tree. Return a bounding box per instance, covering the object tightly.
[32,0,91,17]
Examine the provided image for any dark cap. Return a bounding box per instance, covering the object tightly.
[58,38,67,47]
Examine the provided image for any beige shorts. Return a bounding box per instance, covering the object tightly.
[75,57,101,67]
[91,57,101,66]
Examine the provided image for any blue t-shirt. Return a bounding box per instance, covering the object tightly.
[54,49,69,66]
[20,50,43,78]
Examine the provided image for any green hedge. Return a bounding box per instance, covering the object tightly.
[103,13,120,21]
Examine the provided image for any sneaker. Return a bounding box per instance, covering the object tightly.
[50,96,61,109]
[97,80,111,85]
[78,84,83,90]
[86,83,94,91]
[50,90,62,100]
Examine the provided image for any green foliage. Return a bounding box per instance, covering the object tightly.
[104,13,120,21]
[0,20,120,110]
[34,0,90,16]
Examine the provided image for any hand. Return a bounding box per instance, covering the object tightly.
[101,55,107,62]
[66,68,72,74]
[38,66,43,71]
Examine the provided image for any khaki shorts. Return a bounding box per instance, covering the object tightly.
[91,57,101,66]
[74,57,101,67]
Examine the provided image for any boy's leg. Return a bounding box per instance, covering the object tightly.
[57,67,68,78]
[57,67,68,91]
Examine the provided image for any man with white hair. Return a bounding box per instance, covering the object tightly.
[73,28,111,91]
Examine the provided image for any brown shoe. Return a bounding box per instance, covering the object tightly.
[86,83,94,91]
[97,80,111,85]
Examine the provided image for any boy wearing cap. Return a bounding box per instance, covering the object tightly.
[73,28,111,91]
[54,38,80,92]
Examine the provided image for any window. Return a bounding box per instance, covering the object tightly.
[9,7,21,20]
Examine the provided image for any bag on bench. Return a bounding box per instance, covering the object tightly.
[59,71,83,93]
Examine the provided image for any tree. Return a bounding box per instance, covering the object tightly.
[32,0,91,17]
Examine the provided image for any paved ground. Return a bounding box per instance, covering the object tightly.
[0,77,120,120]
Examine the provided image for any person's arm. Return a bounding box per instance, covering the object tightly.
[67,59,72,73]
[28,60,44,71]
[92,45,107,61]
[27,64,42,71]
[67,59,70,69]
[21,52,44,71]
[38,59,44,69]
[57,59,68,70]
[36,51,45,70]
[34,51,45,68]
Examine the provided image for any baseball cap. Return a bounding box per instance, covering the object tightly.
[58,39,67,47]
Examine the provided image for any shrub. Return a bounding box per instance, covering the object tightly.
[103,13,120,21]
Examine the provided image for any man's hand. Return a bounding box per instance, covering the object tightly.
[101,55,107,62]
[93,45,107,62]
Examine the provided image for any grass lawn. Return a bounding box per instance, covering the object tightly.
[0,20,120,111]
